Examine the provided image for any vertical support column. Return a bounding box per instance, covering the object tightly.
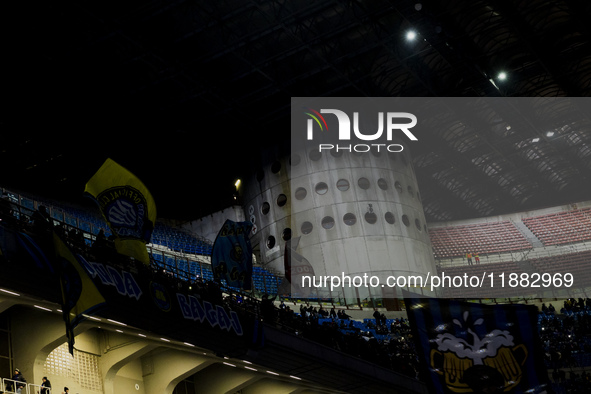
[99,332,156,394]
[141,349,212,394]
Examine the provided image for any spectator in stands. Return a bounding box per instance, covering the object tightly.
[68,227,84,249]
[541,303,548,314]
[466,252,473,265]
[330,307,337,319]
[40,377,51,394]
[310,306,318,318]
[63,387,70,394]
[31,205,52,233]
[261,293,277,322]
[338,309,350,320]
[300,303,308,316]
[474,252,480,264]
[373,308,381,324]
[11,368,25,394]
[0,196,17,226]
[91,229,117,260]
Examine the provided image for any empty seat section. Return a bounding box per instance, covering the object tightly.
[152,222,213,256]
[522,208,591,246]
[429,221,531,259]
[201,265,214,281]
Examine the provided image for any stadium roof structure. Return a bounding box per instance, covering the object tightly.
[2,0,591,221]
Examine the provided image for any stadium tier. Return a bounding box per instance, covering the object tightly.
[152,222,213,255]
[429,220,532,258]
[522,208,591,246]
[528,250,591,285]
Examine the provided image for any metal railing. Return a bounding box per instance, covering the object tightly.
[1,378,51,394]
[27,383,52,394]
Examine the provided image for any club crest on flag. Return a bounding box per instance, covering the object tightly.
[85,159,157,265]
[97,186,151,240]
[430,310,527,393]
[404,293,550,394]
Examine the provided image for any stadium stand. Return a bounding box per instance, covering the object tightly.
[522,208,591,246]
[429,220,532,259]
[152,222,213,255]
[0,192,425,391]
[5,188,591,393]
[528,250,591,285]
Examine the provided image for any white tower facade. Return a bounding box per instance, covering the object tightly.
[243,144,436,305]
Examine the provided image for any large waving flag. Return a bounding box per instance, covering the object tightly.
[404,292,550,394]
[211,220,253,290]
[85,158,156,265]
[54,232,105,354]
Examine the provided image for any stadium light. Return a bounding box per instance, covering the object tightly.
[406,30,417,41]
[0,289,20,296]
[497,72,507,81]
[107,319,127,326]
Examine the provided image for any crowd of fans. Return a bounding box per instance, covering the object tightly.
[260,300,420,378]
[539,299,591,393]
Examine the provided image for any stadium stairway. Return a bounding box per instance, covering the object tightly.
[513,220,544,248]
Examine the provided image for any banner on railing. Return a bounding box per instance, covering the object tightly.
[0,223,248,354]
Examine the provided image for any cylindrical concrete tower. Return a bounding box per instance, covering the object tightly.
[243,142,436,304]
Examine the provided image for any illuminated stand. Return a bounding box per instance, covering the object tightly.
[243,141,437,306]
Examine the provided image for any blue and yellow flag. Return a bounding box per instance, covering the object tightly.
[404,293,550,394]
[54,232,105,354]
[85,158,157,265]
[211,220,253,290]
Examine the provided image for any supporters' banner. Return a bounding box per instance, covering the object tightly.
[0,224,54,273]
[54,232,105,354]
[0,225,250,355]
[284,237,315,297]
[211,220,253,290]
[404,292,550,394]
[85,158,156,265]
